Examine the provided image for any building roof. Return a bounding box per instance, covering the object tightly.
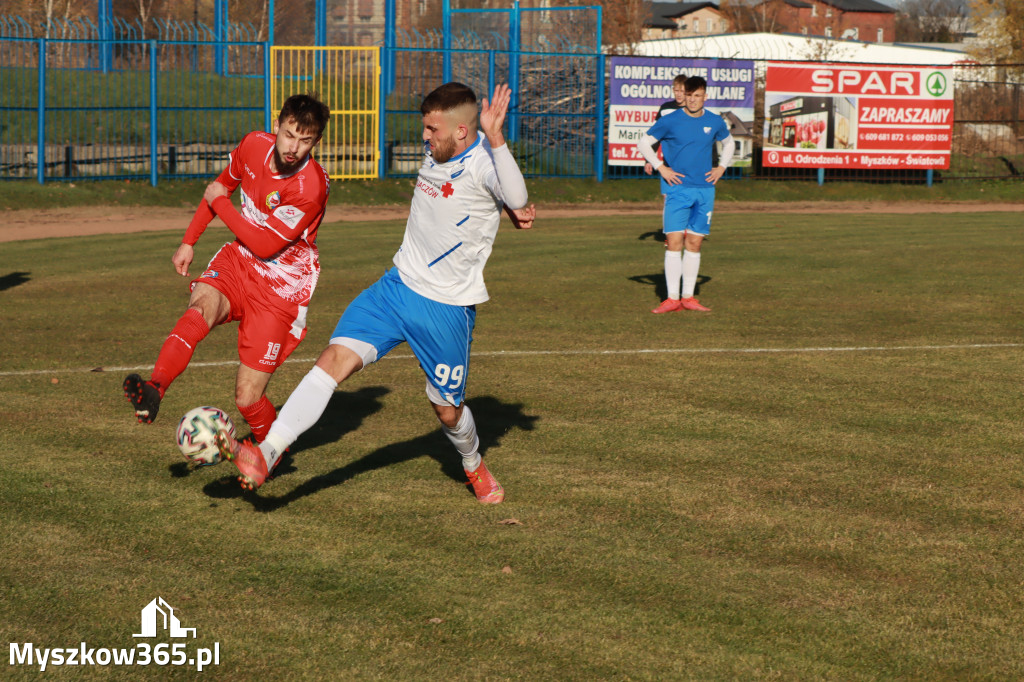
[720,110,754,138]
[765,0,896,12]
[632,31,974,65]
[824,0,896,12]
[646,1,722,28]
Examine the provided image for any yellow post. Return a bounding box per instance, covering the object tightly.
[270,46,380,180]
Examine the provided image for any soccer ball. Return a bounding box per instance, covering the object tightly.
[175,406,236,467]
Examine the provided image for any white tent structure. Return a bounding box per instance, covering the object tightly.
[631,32,976,66]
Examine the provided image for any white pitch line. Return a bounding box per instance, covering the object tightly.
[1,343,1020,378]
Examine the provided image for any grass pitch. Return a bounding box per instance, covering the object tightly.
[2,208,1024,680]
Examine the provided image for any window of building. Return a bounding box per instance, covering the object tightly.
[418,0,427,15]
[877,27,884,42]
[826,6,832,17]
[801,26,808,34]
[811,5,817,17]
[693,18,700,32]
[825,26,832,37]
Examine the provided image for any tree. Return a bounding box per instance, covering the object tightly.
[41,0,86,39]
[967,0,1024,73]
[126,0,163,39]
[594,0,647,55]
[719,0,786,33]
[895,0,969,42]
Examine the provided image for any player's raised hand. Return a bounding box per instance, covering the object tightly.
[172,243,195,277]
[480,83,512,147]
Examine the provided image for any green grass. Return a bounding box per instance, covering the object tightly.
[2,209,1024,679]
[1,176,1022,211]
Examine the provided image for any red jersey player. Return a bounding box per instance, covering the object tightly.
[123,92,331,444]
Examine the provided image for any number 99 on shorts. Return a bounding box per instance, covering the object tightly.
[433,364,464,389]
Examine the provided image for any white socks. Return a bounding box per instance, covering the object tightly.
[682,250,701,299]
[664,249,682,300]
[259,365,338,470]
[440,405,482,472]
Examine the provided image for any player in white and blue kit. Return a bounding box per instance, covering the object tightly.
[216,82,535,504]
[638,76,734,314]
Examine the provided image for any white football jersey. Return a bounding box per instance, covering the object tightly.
[393,132,509,306]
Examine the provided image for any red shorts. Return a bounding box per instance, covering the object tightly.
[192,244,308,373]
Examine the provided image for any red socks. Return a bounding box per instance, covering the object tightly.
[238,396,277,443]
[150,308,210,397]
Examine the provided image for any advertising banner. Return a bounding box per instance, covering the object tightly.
[608,56,756,167]
[762,63,954,169]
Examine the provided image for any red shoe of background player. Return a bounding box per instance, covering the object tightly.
[651,298,682,314]
[679,297,710,312]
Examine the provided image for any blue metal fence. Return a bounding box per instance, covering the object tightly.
[1,35,1020,185]
[379,45,603,180]
[0,37,267,184]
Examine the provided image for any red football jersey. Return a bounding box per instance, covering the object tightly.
[217,131,330,305]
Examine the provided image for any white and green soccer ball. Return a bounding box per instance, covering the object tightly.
[175,406,236,467]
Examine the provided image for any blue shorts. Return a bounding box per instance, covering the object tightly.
[662,186,715,236]
[332,268,475,405]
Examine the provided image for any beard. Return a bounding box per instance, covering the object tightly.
[429,134,458,164]
[273,147,302,175]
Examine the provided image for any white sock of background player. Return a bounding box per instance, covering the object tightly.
[664,249,682,300]
[682,250,701,299]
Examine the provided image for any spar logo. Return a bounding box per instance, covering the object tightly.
[133,597,196,639]
[926,72,948,97]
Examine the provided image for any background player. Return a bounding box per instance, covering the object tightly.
[637,76,734,314]
[123,93,331,444]
[643,73,686,176]
[215,82,535,505]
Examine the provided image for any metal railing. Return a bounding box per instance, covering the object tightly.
[0,35,1020,185]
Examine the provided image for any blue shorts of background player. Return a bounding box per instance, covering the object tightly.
[662,185,715,236]
[331,267,476,406]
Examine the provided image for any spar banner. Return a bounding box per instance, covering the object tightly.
[608,56,755,167]
[762,63,954,170]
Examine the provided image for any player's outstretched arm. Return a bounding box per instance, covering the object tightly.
[480,83,511,148]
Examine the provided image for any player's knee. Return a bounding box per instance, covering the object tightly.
[234,385,263,409]
[433,402,461,429]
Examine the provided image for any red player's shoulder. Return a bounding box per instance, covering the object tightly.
[237,130,275,153]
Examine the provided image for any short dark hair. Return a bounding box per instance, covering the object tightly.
[279,92,330,137]
[684,76,707,93]
[420,82,477,115]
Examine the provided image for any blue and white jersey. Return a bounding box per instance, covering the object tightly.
[646,109,730,190]
[393,131,508,306]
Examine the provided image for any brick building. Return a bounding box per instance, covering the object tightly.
[643,2,731,40]
[758,0,896,43]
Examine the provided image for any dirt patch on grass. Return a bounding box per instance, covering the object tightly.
[1,201,1020,243]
